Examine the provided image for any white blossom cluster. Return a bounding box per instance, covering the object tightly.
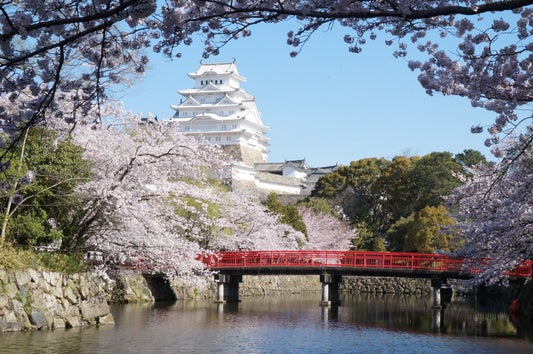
[69,114,305,283]
[447,140,533,286]
[298,206,355,251]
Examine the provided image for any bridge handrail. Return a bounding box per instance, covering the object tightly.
[198,250,533,278]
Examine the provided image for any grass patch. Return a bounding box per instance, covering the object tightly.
[37,252,85,273]
[0,244,85,273]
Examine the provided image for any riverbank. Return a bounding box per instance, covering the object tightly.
[2,269,532,332]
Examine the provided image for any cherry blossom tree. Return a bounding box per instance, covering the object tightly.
[298,206,355,251]
[210,192,305,251]
[447,139,533,286]
[61,108,303,282]
[70,113,230,278]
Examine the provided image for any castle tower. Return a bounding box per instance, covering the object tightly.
[165,61,270,165]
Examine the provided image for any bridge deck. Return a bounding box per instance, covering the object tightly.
[209,266,475,279]
[199,250,533,280]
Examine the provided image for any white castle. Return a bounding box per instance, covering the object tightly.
[163,61,337,196]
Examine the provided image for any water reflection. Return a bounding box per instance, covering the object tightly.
[337,293,525,339]
[0,293,532,353]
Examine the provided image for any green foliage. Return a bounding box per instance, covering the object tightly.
[351,222,385,252]
[375,156,417,221]
[311,151,473,252]
[455,149,487,167]
[297,197,337,217]
[9,211,63,247]
[406,152,462,210]
[37,252,85,273]
[0,244,84,273]
[312,158,389,228]
[1,127,92,249]
[386,214,414,252]
[264,193,307,238]
[401,205,456,253]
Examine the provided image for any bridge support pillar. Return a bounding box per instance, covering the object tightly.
[431,277,447,309]
[320,274,342,306]
[215,274,242,303]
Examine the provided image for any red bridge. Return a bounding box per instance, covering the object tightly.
[199,250,532,306]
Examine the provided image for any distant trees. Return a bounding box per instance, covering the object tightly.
[310,150,474,251]
[399,205,456,254]
[264,193,308,238]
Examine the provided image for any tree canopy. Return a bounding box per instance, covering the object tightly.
[1,0,533,153]
[310,151,469,251]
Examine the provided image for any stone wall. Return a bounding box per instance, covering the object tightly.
[169,277,216,300]
[341,276,433,294]
[0,269,113,332]
[222,145,265,165]
[241,275,320,296]
[106,274,155,303]
[107,275,436,300]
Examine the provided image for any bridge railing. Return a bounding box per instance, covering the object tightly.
[198,251,532,278]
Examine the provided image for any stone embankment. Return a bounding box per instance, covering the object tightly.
[241,275,319,296]
[3,270,532,332]
[341,276,433,294]
[0,269,113,332]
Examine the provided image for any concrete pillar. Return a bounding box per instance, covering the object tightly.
[322,282,329,303]
[215,281,225,304]
[214,274,242,303]
[432,308,441,333]
[320,274,342,306]
[433,287,441,309]
[431,277,447,309]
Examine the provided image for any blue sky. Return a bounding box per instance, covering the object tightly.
[120,21,495,167]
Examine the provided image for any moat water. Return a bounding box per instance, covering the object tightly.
[1,293,533,353]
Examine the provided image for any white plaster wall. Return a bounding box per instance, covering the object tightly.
[254,180,302,195]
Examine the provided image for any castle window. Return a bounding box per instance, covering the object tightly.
[226,136,231,141]
[215,136,221,142]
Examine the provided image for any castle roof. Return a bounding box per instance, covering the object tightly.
[188,61,246,82]
[253,160,338,177]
